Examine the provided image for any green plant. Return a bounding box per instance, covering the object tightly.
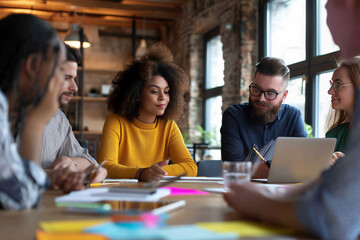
[304,123,314,138]
[181,130,192,145]
[194,126,219,145]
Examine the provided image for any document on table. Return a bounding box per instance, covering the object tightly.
[163,176,223,183]
[55,187,170,203]
[203,188,228,194]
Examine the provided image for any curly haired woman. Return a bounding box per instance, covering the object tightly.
[98,43,197,182]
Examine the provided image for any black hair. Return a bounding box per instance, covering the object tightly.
[0,14,60,137]
[255,57,290,87]
[108,42,189,122]
[65,43,82,65]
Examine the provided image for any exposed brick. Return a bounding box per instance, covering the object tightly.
[164,0,258,140]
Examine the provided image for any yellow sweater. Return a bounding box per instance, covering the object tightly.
[98,114,197,178]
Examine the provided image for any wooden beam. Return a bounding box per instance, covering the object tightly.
[0,8,171,28]
[47,0,183,12]
[0,6,180,21]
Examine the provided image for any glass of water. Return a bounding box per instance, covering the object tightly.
[223,161,252,189]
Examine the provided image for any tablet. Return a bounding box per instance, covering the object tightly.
[61,200,186,215]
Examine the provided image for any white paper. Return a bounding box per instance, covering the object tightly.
[163,176,223,181]
[55,187,170,203]
[203,188,228,193]
[104,179,138,183]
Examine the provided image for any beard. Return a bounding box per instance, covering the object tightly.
[58,91,74,109]
[249,97,282,126]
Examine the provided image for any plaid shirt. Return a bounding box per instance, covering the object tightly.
[0,91,49,210]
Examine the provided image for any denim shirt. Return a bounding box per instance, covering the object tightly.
[221,103,307,161]
[0,91,49,210]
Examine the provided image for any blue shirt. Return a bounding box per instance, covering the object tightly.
[221,103,307,161]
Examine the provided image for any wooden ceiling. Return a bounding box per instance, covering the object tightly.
[0,0,189,30]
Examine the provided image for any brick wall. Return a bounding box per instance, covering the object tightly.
[59,25,157,132]
[163,0,258,140]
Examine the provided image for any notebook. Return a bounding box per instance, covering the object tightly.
[258,137,336,183]
[61,200,186,215]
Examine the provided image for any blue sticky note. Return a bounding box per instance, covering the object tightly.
[155,225,238,240]
[85,223,237,240]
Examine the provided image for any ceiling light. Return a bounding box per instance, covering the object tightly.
[65,24,91,48]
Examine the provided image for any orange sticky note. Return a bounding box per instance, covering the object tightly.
[36,230,108,240]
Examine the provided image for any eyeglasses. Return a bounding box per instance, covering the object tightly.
[329,80,353,91]
[249,83,285,101]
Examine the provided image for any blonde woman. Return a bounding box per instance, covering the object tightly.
[326,57,360,163]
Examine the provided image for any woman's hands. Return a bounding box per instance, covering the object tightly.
[138,160,169,182]
[331,151,345,165]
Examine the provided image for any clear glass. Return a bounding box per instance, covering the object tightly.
[285,76,306,122]
[267,0,306,64]
[205,35,224,89]
[316,0,339,55]
[204,96,222,160]
[267,0,306,65]
[222,162,252,189]
[315,71,333,137]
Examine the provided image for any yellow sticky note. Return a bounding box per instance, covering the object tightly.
[40,219,108,233]
[36,230,108,240]
[197,221,295,237]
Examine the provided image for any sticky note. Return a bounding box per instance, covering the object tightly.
[197,221,295,237]
[161,187,209,196]
[39,219,108,233]
[36,230,108,240]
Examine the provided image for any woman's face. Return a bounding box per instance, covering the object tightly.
[21,37,66,105]
[328,66,356,115]
[138,75,170,123]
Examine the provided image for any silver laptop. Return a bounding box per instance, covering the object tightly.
[266,137,336,183]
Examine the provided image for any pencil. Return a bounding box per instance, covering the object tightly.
[252,147,267,164]
[84,160,107,184]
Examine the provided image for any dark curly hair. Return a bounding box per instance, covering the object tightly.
[108,42,189,122]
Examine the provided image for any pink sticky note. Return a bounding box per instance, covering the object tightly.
[161,187,209,196]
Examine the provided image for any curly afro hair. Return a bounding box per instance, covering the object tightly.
[107,42,189,122]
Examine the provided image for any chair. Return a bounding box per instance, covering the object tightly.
[197,160,222,177]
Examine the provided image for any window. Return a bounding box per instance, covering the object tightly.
[315,71,332,137]
[267,0,306,65]
[316,0,339,55]
[285,76,306,121]
[203,28,224,159]
[261,0,339,137]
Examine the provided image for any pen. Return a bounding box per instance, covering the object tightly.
[143,172,187,188]
[84,160,107,184]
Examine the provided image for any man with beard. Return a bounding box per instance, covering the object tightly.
[223,1,360,239]
[41,44,106,182]
[221,57,307,169]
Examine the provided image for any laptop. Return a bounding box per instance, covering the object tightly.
[260,137,336,183]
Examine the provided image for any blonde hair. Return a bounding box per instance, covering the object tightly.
[326,56,360,131]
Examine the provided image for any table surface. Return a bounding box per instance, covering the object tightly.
[0,181,315,240]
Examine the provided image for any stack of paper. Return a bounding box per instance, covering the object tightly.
[55,187,170,203]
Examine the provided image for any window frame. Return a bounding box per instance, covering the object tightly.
[259,0,339,135]
[203,27,223,130]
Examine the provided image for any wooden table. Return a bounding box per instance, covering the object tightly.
[0,181,314,240]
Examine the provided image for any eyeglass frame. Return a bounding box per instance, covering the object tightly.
[329,79,353,91]
[249,83,286,101]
